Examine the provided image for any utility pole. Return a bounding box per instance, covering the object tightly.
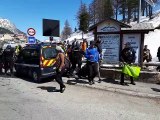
[138,0,141,23]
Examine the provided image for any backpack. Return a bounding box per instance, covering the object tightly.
[55,53,70,71]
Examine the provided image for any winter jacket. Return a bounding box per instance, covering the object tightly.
[143,48,152,61]
[85,47,99,63]
[3,48,15,62]
[120,47,136,64]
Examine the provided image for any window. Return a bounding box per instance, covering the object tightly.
[42,47,57,59]
[23,49,39,59]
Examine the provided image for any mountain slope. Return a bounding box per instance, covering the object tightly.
[0,27,14,34]
[0,18,26,35]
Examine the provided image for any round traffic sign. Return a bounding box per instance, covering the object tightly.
[27,28,36,36]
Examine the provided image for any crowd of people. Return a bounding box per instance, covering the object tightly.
[0,45,22,76]
[1,39,160,93]
[57,39,102,84]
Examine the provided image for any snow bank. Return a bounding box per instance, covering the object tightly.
[144,29,160,62]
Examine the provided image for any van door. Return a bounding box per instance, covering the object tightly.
[40,46,57,77]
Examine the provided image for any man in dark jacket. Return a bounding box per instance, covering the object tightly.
[70,39,83,76]
[0,48,3,74]
[2,45,15,76]
[143,45,152,62]
[120,42,136,85]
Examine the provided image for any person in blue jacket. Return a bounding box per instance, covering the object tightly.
[85,41,99,85]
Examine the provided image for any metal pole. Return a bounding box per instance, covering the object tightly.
[138,0,141,23]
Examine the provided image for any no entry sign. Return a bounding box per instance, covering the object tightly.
[27,28,36,36]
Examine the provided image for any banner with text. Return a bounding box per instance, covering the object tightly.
[123,34,141,63]
[98,34,120,64]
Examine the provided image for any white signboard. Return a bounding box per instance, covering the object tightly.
[98,34,120,64]
[123,34,141,63]
[97,21,120,32]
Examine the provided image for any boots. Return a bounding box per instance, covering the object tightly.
[130,77,136,85]
[60,85,66,93]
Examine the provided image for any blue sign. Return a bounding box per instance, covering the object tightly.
[28,36,36,44]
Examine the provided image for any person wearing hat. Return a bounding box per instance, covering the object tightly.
[120,42,136,85]
[85,41,99,85]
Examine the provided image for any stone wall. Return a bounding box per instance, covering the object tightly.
[100,68,160,84]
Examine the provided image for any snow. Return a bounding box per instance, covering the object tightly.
[66,31,94,44]
[144,29,160,62]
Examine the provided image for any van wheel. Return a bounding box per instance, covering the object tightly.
[32,71,41,83]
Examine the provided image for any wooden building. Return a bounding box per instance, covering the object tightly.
[89,18,154,66]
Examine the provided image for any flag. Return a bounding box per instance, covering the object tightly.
[122,64,141,78]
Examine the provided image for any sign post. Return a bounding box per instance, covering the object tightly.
[27,28,36,44]
[27,28,36,36]
[28,36,36,44]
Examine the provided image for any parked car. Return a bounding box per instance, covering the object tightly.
[14,43,58,82]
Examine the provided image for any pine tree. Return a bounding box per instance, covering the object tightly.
[61,20,72,40]
[89,0,114,25]
[77,2,90,33]
[126,0,138,23]
[103,0,114,19]
[89,0,97,25]
[113,0,121,20]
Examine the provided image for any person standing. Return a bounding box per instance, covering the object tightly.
[157,46,160,62]
[85,41,99,85]
[2,45,15,76]
[81,39,88,53]
[55,46,66,93]
[95,38,102,83]
[70,39,83,76]
[120,42,136,85]
[0,48,3,74]
[156,46,160,71]
[143,45,152,63]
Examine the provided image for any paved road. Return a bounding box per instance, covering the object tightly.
[0,76,160,120]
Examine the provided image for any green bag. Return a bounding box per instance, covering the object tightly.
[122,64,141,78]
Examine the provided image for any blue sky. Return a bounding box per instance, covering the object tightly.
[0,0,160,41]
[0,0,92,40]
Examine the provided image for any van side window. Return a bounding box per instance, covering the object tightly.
[42,47,57,59]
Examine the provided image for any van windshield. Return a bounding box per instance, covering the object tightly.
[42,47,57,59]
